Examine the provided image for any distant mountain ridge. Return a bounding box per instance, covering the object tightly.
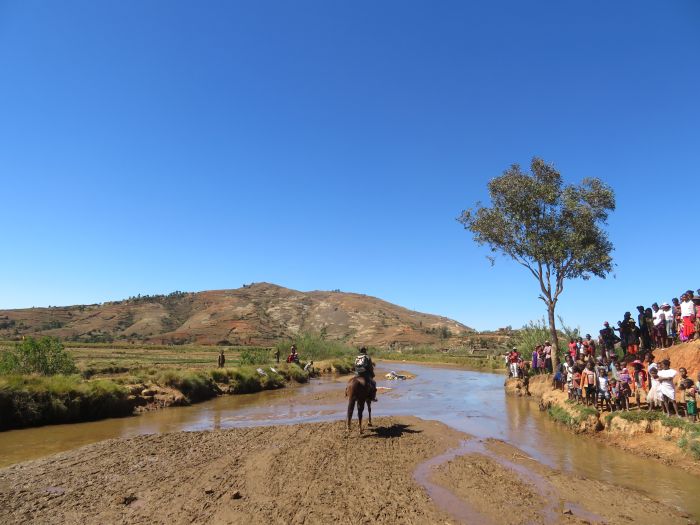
[0,283,474,347]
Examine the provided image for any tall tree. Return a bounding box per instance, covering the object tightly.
[458,158,615,366]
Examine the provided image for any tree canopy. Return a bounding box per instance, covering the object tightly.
[458,157,615,362]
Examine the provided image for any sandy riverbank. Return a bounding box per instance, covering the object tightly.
[0,416,690,524]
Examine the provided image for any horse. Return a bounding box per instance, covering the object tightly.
[345,375,373,434]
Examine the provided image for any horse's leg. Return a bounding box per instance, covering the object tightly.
[357,399,365,435]
[346,397,356,432]
[367,401,372,427]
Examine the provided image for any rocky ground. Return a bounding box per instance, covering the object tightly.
[0,416,691,525]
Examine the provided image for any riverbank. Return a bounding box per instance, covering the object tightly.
[375,349,505,371]
[0,358,353,431]
[0,416,688,525]
[506,343,700,476]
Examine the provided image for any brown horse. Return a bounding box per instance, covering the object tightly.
[345,375,372,434]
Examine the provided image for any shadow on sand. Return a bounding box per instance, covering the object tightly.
[367,423,422,439]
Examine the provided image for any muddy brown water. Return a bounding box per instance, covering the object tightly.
[1,363,699,518]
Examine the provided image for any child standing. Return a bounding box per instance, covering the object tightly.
[678,368,689,416]
[598,370,612,412]
[521,362,531,396]
[680,378,697,422]
[573,366,582,404]
[582,362,597,407]
[647,368,663,411]
[632,361,648,409]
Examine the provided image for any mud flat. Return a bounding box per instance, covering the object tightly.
[0,416,689,525]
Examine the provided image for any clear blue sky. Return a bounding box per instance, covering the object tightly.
[1,1,698,337]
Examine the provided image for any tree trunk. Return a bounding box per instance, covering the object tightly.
[547,304,560,369]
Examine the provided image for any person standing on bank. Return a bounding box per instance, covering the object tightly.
[217,349,225,368]
[543,341,553,373]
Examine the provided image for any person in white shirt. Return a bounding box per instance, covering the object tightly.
[651,303,666,348]
[647,368,663,411]
[661,303,675,346]
[657,359,680,417]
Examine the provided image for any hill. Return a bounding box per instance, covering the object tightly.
[0,283,475,348]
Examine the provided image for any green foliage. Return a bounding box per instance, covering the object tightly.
[613,410,662,424]
[576,406,598,419]
[275,333,356,361]
[547,404,597,428]
[511,319,550,359]
[274,363,309,383]
[689,440,700,460]
[458,157,616,359]
[155,369,216,402]
[557,316,580,343]
[239,348,271,365]
[548,405,576,426]
[80,361,130,379]
[0,374,130,430]
[0,337,77,375]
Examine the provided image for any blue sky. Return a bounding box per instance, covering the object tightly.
[1,1,698,336]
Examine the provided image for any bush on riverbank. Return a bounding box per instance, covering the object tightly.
[0,337,77,375]
[0,374,131,430]
[275,334,357,361]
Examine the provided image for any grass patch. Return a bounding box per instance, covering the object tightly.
[576,406,598,419]
[239,348,272,366]
[154,369,217,402]
[315,357,355,375]
[0,374,131,430]
[548,405,577,426]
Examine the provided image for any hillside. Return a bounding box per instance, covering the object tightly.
[0,283,475,348]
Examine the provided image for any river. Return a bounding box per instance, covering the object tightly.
[1,362,698,517]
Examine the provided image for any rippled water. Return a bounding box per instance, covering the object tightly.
[1,362,698,516]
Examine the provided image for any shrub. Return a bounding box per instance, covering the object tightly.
[0,337,77,375]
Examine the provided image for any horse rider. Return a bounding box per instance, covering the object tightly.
[355,347,378,402]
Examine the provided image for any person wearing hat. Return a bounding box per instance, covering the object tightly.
[354,347,377,402]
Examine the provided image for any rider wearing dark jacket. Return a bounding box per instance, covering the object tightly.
[355,347,378,402]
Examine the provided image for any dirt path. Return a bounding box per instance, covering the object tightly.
[0,417,691,525]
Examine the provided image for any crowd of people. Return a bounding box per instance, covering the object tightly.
[507,288,700,420]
